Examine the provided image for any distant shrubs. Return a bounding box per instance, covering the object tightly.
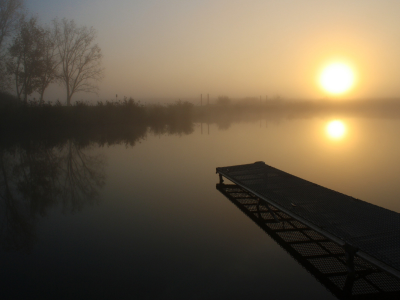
[146,100,194,135]
[216,96,231,106]
[0,97,195,133]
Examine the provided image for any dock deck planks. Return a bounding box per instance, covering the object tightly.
[216,162,400,280]
[216,184,400,299]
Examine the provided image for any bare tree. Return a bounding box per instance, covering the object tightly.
[53,18,103,106]
[0,0,24,91]
[7,17,46,103]
[0,0,23,49]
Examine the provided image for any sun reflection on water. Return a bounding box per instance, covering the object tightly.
[326,120,346,139]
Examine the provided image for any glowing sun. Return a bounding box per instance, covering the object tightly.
[320,63,354,94]
[327,120,346,139]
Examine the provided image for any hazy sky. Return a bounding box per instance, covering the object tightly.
[27,0,400,102]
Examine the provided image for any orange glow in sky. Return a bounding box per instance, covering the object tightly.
[26,1,400,101]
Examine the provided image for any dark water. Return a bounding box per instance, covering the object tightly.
[1,115,400,299]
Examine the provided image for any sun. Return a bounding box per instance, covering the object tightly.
[320,63,355,94]
[327,120,346,139]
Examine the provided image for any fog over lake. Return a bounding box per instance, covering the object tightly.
[1,111,400,299]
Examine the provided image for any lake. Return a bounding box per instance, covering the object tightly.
[1,113,400,299]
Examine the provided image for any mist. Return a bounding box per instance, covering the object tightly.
[23,0,400,103]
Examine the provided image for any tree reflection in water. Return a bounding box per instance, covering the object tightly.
[0,149,37,252]
[61,140,105,213]
[0,139,105,252]
[0,118,195,253]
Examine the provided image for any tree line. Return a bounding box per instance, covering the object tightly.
[0,0,103,105]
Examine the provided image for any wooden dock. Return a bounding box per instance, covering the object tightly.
[216,162,400,282]
[216,183,400,299]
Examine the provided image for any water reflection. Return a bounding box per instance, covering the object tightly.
[216,183,400,300]
[0,119,197,253]
[60,140,106,212]
[327,120,346,139]
[0,140,105,252]
[1,110,400,298]
[194,99,400,133]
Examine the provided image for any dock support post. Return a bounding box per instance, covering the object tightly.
[344,244,358,274]
[219,174,224,184]
[343,243,357,295]
[343,272,355,295]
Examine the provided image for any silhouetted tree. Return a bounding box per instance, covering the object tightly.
[53,18,103,106]
[7,17,46,103]
[0,0,24,91]
[0,0,23,48]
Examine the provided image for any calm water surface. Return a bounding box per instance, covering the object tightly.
[1,115,400,299]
